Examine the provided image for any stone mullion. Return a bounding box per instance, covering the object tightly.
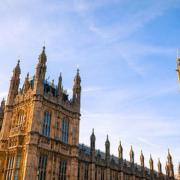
[54,154,59,180]
[2,152,9,180]
[89,163,95,180]
[46,152,51,180]
[105,168,110,180]
[11,151,17,180]
[69,158,78,180]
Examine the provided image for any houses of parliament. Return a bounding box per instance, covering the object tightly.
[0,47,179,180]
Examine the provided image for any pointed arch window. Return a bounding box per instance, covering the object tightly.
[62,118,69,144]
[42,111,51,137]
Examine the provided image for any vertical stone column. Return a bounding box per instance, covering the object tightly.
[0,152,8,179]
[66,159,71,180]
[105,168,110,180]
[22,145,39,180]
[89,163,95,180]
[46,153,52,180]
[70,158,78,180]
[54,155,59,180]
[120,171,124,180]
[12,151,18,179]
[132,175,136,180]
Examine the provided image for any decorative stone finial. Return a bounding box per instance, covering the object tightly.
[130,145,134,163]
[118,141,123,160]
[140,150,144,167]
[158,158,162,174]
[149,154,154,171]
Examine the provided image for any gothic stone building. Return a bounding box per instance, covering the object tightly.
[0,47,179,180]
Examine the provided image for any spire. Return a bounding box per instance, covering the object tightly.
[73,68,81,104]
[74,68,81,84]
[38,46,47,64]
[130,145,134,164]
[105,135,110,162]
[158,158,162,175]
[57,73,63,97]
[13,59,21,77]
[167,149,172,163]
[167,149,174,178]
[165,162,169,176]
[7,60,21,105]
[35,46,47,80]
[140,150,144,167]
[90,128,96,150]
[106,135,110,144]
[90,129,96,160]
[149,154,154,171]
[34,46,47,95]
[23,73,30,93]
[118,141,123,160]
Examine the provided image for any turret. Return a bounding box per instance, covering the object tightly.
[90,129,96,160]
[165,162,170,177]
[73,68,81,107]
[34,46,47,95]
[23,73,30,93]
[57,73,63,98]
[7,60,21,105]
[118,141,123,160]
[149,155,154,178]
[167,149,174,178]
[105,135,110,163]
[140,150,144,168]
[149,155,154,171]
[157,158,162,177]
[130,146,134,164]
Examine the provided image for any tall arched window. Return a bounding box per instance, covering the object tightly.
[62,118,69,144]
[42,111,51,137]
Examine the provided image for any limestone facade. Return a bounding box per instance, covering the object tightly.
[0,47,179,180]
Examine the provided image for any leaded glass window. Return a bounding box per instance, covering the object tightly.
[42,111,51,137]
[59,160,67,180]
[62,118,69,144]
[14,154,21,180]
[5,155,15,180]
[38,154,47,180]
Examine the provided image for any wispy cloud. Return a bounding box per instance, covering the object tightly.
[0,0,179,173]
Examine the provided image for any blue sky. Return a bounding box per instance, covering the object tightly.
[0,0,180,173]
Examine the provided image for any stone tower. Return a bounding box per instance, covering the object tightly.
[0,47,81,180]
